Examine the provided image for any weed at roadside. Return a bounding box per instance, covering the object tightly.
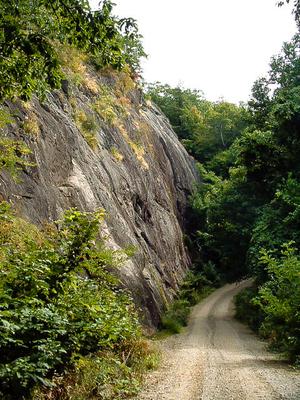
[159,269,217,335]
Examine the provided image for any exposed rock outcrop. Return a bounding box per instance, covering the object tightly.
[0,67,199,327]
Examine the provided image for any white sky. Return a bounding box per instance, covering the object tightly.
[90,0,297,103]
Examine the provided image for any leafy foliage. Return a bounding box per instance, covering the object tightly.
[0,136,34,180]
[0,205,141,399]
[0,0,145,101]
[253,244,300,363]
[150,12,300,362]
[248,176,300,280]
[32,339,159,400]
[191,164,258,279]
[188,34,300,282]
[146,83,248,165]
[0,108,35,180]
[146,83,205,140]
[278,0,300,27]
[160,269,218,334]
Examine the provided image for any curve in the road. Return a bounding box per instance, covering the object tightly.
[136,281,300,400]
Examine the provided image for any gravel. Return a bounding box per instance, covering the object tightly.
[135,281,300,400]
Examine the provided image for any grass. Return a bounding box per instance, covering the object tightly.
[0,205,44,264]
[158,269,219,335]
[117,95,132,109]
[57,44,88,86]
[110,146,124,161]
[128,140,148,169]
[74,110,98,149]
[83,75,99,95]
[23,113,40,136]
[57,43,99,94]
[92,84,129,126]
[93,96,118,125]
[134,121,152,138]
[99,66,135,97]
[107,121,149,169]
[114,68,136,97]
[21,100,33,111]
[0,109,13,129]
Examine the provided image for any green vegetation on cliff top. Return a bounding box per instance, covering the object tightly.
[0,0,146,101]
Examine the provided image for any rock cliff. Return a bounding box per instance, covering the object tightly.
[0,65,199,327]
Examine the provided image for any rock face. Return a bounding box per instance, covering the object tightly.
[0,68,199,327]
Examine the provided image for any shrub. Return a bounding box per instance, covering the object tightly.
[0,205,141,398]
[253,243,300,363]
[33,339,159,400]
[31,339,159,400]
[160,315,182,334]
[0,0,145,101]
[0,108,35,181]
[0,109,13,128]
[160,270,215,334]
[235,286,264,331]
[179,265,219,306]
[236,244,300,364]
[161,299,190,333]
[0,137,34,180]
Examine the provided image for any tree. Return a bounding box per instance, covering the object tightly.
[0,0,144,100]
[191,164,258,280]
[254,244,300,363]
[181,100,248,163]
[147,83,248,164]
[278,0,300,27]
[146,83,204,139]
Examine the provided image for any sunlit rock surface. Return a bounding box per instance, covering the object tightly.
[0,70,199,327]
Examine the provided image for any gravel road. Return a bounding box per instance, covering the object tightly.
[136,281,300,400]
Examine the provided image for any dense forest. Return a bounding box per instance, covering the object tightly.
[0,0,300,398]
[147,2,300,363]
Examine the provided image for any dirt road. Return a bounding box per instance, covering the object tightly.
[136,281,300,400]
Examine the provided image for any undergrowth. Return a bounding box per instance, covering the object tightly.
[235,286,264,332]
[235,244,300,364]
[32,339,159,400]
[0,204,158,399]
[159,265,220,334]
